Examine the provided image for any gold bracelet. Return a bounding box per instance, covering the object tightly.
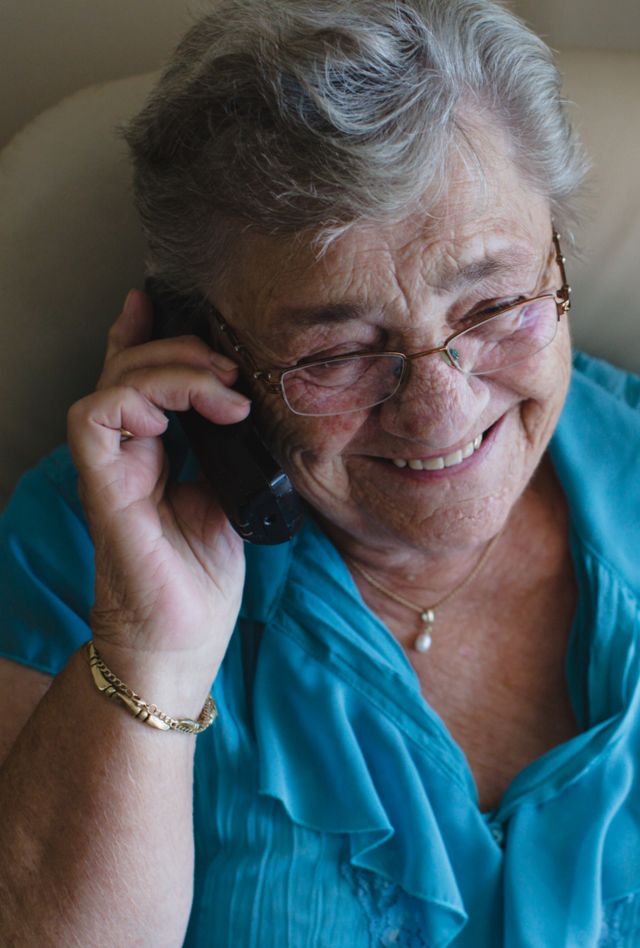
[86,641,217,734]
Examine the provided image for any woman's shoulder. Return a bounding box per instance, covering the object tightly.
[0,444,94,676]
[555,350,640,460]
[551,350,640,594]
[571,350,640,409]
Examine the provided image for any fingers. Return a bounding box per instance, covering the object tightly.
[98,335,239,390]
[97,289,251,424]
[70,288,251,505]
[111,365,251,423]
[68,387,168,470]
[69,368,250,463]
[100,289,239,388]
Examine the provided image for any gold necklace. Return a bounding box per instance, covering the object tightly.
[348,531,503,653]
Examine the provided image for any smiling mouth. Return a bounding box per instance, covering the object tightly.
[387,422,498,472]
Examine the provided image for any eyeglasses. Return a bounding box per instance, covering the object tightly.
[215,232,571,417]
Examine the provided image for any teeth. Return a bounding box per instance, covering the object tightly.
[461,442,474,459]
[391,431,484,471]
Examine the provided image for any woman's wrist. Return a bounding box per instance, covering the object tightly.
[86,641,218,734]
[86,633,223,721]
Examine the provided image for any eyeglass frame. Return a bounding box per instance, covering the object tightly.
[213,231,571,416]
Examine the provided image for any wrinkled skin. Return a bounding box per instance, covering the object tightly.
[211,139,572,587]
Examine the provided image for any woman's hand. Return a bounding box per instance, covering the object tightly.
[67,289,251,707]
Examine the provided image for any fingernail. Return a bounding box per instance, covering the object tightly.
[228,389,251,407]
[123,289,136,316]
[210,350,238,372]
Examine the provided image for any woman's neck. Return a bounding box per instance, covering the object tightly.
[319,452,568,616]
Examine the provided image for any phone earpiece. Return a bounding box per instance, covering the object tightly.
[145,277,304,544]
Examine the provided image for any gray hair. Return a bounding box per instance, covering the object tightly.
[122,0,589,297]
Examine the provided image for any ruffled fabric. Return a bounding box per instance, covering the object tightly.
[243,355,640,946]
[250,523,495,946]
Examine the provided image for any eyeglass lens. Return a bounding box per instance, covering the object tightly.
[281,296,559,416]
[282,353,405,416]
[449,296,559,375]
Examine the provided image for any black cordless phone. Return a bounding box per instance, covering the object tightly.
[145,277,304,545]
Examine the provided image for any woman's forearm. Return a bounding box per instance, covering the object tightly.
[0,645,199,948]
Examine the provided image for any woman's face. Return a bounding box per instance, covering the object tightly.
[211,144,572,557]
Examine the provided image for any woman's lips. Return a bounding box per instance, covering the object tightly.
[379,414,505,479]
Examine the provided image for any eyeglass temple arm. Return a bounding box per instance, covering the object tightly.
[214,313,283,392]
[553,231,572,313]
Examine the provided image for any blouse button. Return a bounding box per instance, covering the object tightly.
[489,823,505,847]
[384,929,400,944]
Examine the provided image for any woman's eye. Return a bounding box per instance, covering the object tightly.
[299,342,375,364]
[468,297,525,322]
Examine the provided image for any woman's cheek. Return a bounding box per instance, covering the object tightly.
[254,396,363,474]
[514,336,572,456]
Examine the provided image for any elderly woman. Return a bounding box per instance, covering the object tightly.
[1,0,639,945]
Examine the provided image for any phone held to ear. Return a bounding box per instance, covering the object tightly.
[145,277,304,545]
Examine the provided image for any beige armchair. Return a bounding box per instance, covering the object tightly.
[1,50,639,508]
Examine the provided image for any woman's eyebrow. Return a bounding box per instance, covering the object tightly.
[435,251,537,292]
[270,251,538,327]
[271,302,371,328]
[447,257,505,287]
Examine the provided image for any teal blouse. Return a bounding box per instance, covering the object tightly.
[2,351,640,947]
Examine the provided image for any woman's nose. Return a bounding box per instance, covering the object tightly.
[378,352,489,445]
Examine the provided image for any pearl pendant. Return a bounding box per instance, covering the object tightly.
[415,630,433,653]
[415,608,436,653]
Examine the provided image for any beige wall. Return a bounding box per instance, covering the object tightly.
[512,0,640,52]
[2,0,640,149]
[1,0,193,148]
